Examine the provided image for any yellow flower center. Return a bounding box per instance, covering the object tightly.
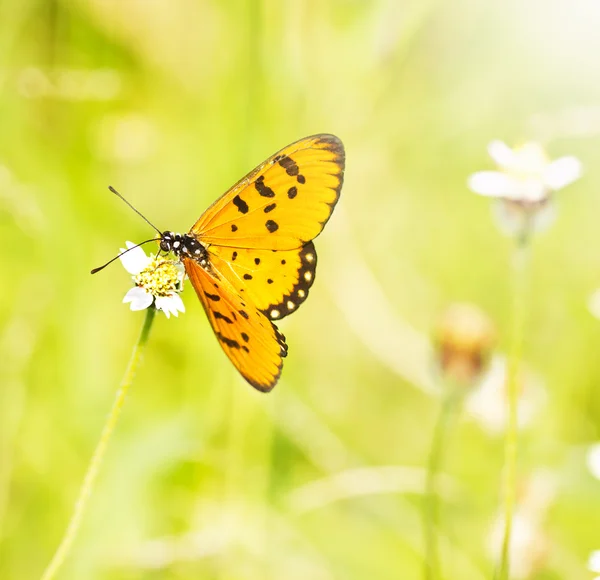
[134,257,181,297]
[508,143,549,180]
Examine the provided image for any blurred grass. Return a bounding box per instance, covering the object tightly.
[2,0,600,578]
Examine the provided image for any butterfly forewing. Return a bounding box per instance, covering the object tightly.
[183,257,288,391]
[191,134,344,250]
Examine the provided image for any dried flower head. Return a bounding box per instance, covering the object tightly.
[435,303,496,386]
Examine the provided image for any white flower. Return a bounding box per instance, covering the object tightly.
[588,550,600,578]
[468,140,582,203]
[465,355,546,435]
[586,443,600,481]
[120,241,185,318]
[487,471,556,579]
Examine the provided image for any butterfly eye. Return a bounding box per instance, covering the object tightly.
[160,237,172,252]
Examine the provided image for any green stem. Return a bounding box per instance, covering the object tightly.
[496,236,530,580]
[40,307,156,580]
[423,391,457,580]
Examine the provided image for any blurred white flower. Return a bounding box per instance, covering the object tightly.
[588,550,600,578]
[469,140,581,203]
[120,241,185,318]
[487,471,556,579]
[469,141,581,237]
[586,443,600,481]
[465,355,546,435]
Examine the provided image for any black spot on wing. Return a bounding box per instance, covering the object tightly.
[216,333,240,349]
[241,332,249,342]
[243,273,253,280]
[264,203,276,213]
[297,174,306,184]
[233,195,249,214]
[254,257,261,265]
[265,219,279,233]
[231,224,238,232]
[278,155,299,176]
[205,292,221,302]
[255,175,275,198]
[214,311,233,324]
[287,186,297,199]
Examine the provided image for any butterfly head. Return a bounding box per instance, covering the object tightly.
[160,231,208,264]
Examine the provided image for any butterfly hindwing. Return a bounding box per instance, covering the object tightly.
[191,134,344,250]
[205,241,317,321]
[183,257,288,391]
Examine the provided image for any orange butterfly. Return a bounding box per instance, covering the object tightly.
[98,135,344,391]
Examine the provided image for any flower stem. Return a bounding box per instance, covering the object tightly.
[40,307,156,580]
[423,391,457,580]
[496,236,530,580]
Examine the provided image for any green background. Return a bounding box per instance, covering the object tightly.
[1,0,600,578]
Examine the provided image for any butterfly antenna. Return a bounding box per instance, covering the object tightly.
[108,186,162,235]
[91,238,161,274]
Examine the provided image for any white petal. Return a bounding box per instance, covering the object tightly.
[154,296,172,317]
[155,293,185,318]
[487,140,516,168]
[468,171,518,197]
[119,241,152,275]
[168,292,185,313]
[588,550,600,573]
[123,286,153,311]
[543,156,582,190]
[586,443,600,480]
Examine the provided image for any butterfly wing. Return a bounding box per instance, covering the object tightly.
[205,241,317,321]
[191,134,344,250]
[183,256,288,391]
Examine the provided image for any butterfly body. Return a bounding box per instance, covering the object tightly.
[159,134,344,391]
[160,231,208,265]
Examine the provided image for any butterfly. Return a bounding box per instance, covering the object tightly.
[178,134,345,390]
[98,135,345,391]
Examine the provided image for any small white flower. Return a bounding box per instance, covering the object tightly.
[120,241,185,318]
[586,443,600,481]
[469,140,582,203]
[588,550,600,577]
[469,141,581,237]
[465,355,546,435]
[487,471,556,579]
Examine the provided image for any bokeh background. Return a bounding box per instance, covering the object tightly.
[2,0,600,578]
